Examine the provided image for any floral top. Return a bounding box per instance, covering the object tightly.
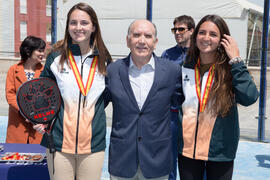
[25,71,35,81]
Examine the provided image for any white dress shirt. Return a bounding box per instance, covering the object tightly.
[129,56,155,110]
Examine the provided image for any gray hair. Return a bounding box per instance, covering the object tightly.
[127,19,157,38]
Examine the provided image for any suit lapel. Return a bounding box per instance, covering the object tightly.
[141,55,166,111]
[119,55,140,110]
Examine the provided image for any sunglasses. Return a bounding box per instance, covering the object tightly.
[171,27,188,34]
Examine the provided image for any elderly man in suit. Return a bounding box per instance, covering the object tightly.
[107,19,183,180]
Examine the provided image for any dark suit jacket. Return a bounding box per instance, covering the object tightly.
[107,54,182,178]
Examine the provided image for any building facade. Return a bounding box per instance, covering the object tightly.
[0,0,52,57]
[14,0,51,56]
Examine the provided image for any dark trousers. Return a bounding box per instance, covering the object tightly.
[168,111,179,180]
[178,155,234,180]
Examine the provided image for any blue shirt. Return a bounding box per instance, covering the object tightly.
[161,45,188,66]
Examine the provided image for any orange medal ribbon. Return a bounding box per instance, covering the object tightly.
[195,58,215,112]
[68,50,98,96]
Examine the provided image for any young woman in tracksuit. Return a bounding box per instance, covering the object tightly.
[178,15,259,180]
[33,3,111,180]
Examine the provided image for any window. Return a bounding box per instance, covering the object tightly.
[46,0,52,6]
[20,21,27,41]
[46,23,51,42]
[20,0,27,14]
[46,0,52,16]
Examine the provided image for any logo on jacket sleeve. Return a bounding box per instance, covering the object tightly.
[183,75,189,82]
[60,68,69,74]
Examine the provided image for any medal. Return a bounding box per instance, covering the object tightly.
[68,50,98,96]
[195,58,215,112]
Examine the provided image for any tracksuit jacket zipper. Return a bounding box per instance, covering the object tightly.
[193,74,203,159]
[193,105,200,158]
[75,55,87,153]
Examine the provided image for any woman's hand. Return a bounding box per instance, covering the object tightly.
[220,34,240,59]
[33,124,48,134]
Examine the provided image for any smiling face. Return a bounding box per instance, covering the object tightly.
[127,20,158,65]
[196,21,221,57]
[68,9,95,46]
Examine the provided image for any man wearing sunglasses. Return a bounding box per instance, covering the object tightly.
[161,15,195,180]
[162,15,195,65]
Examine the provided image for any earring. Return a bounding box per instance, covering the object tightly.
[217,46,222,53]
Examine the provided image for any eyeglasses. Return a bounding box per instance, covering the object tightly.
[171,27,188,34]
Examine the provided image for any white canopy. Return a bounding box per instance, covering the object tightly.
[57,0,263,58]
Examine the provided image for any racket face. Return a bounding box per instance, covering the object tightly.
[17,77,61,124]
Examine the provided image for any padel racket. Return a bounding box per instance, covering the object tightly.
[16,77,61,153]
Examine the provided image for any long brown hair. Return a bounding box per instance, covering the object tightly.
[186,15,234,117]
[52,2,111,75]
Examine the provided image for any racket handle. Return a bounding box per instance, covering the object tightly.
[45,132,56,153]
